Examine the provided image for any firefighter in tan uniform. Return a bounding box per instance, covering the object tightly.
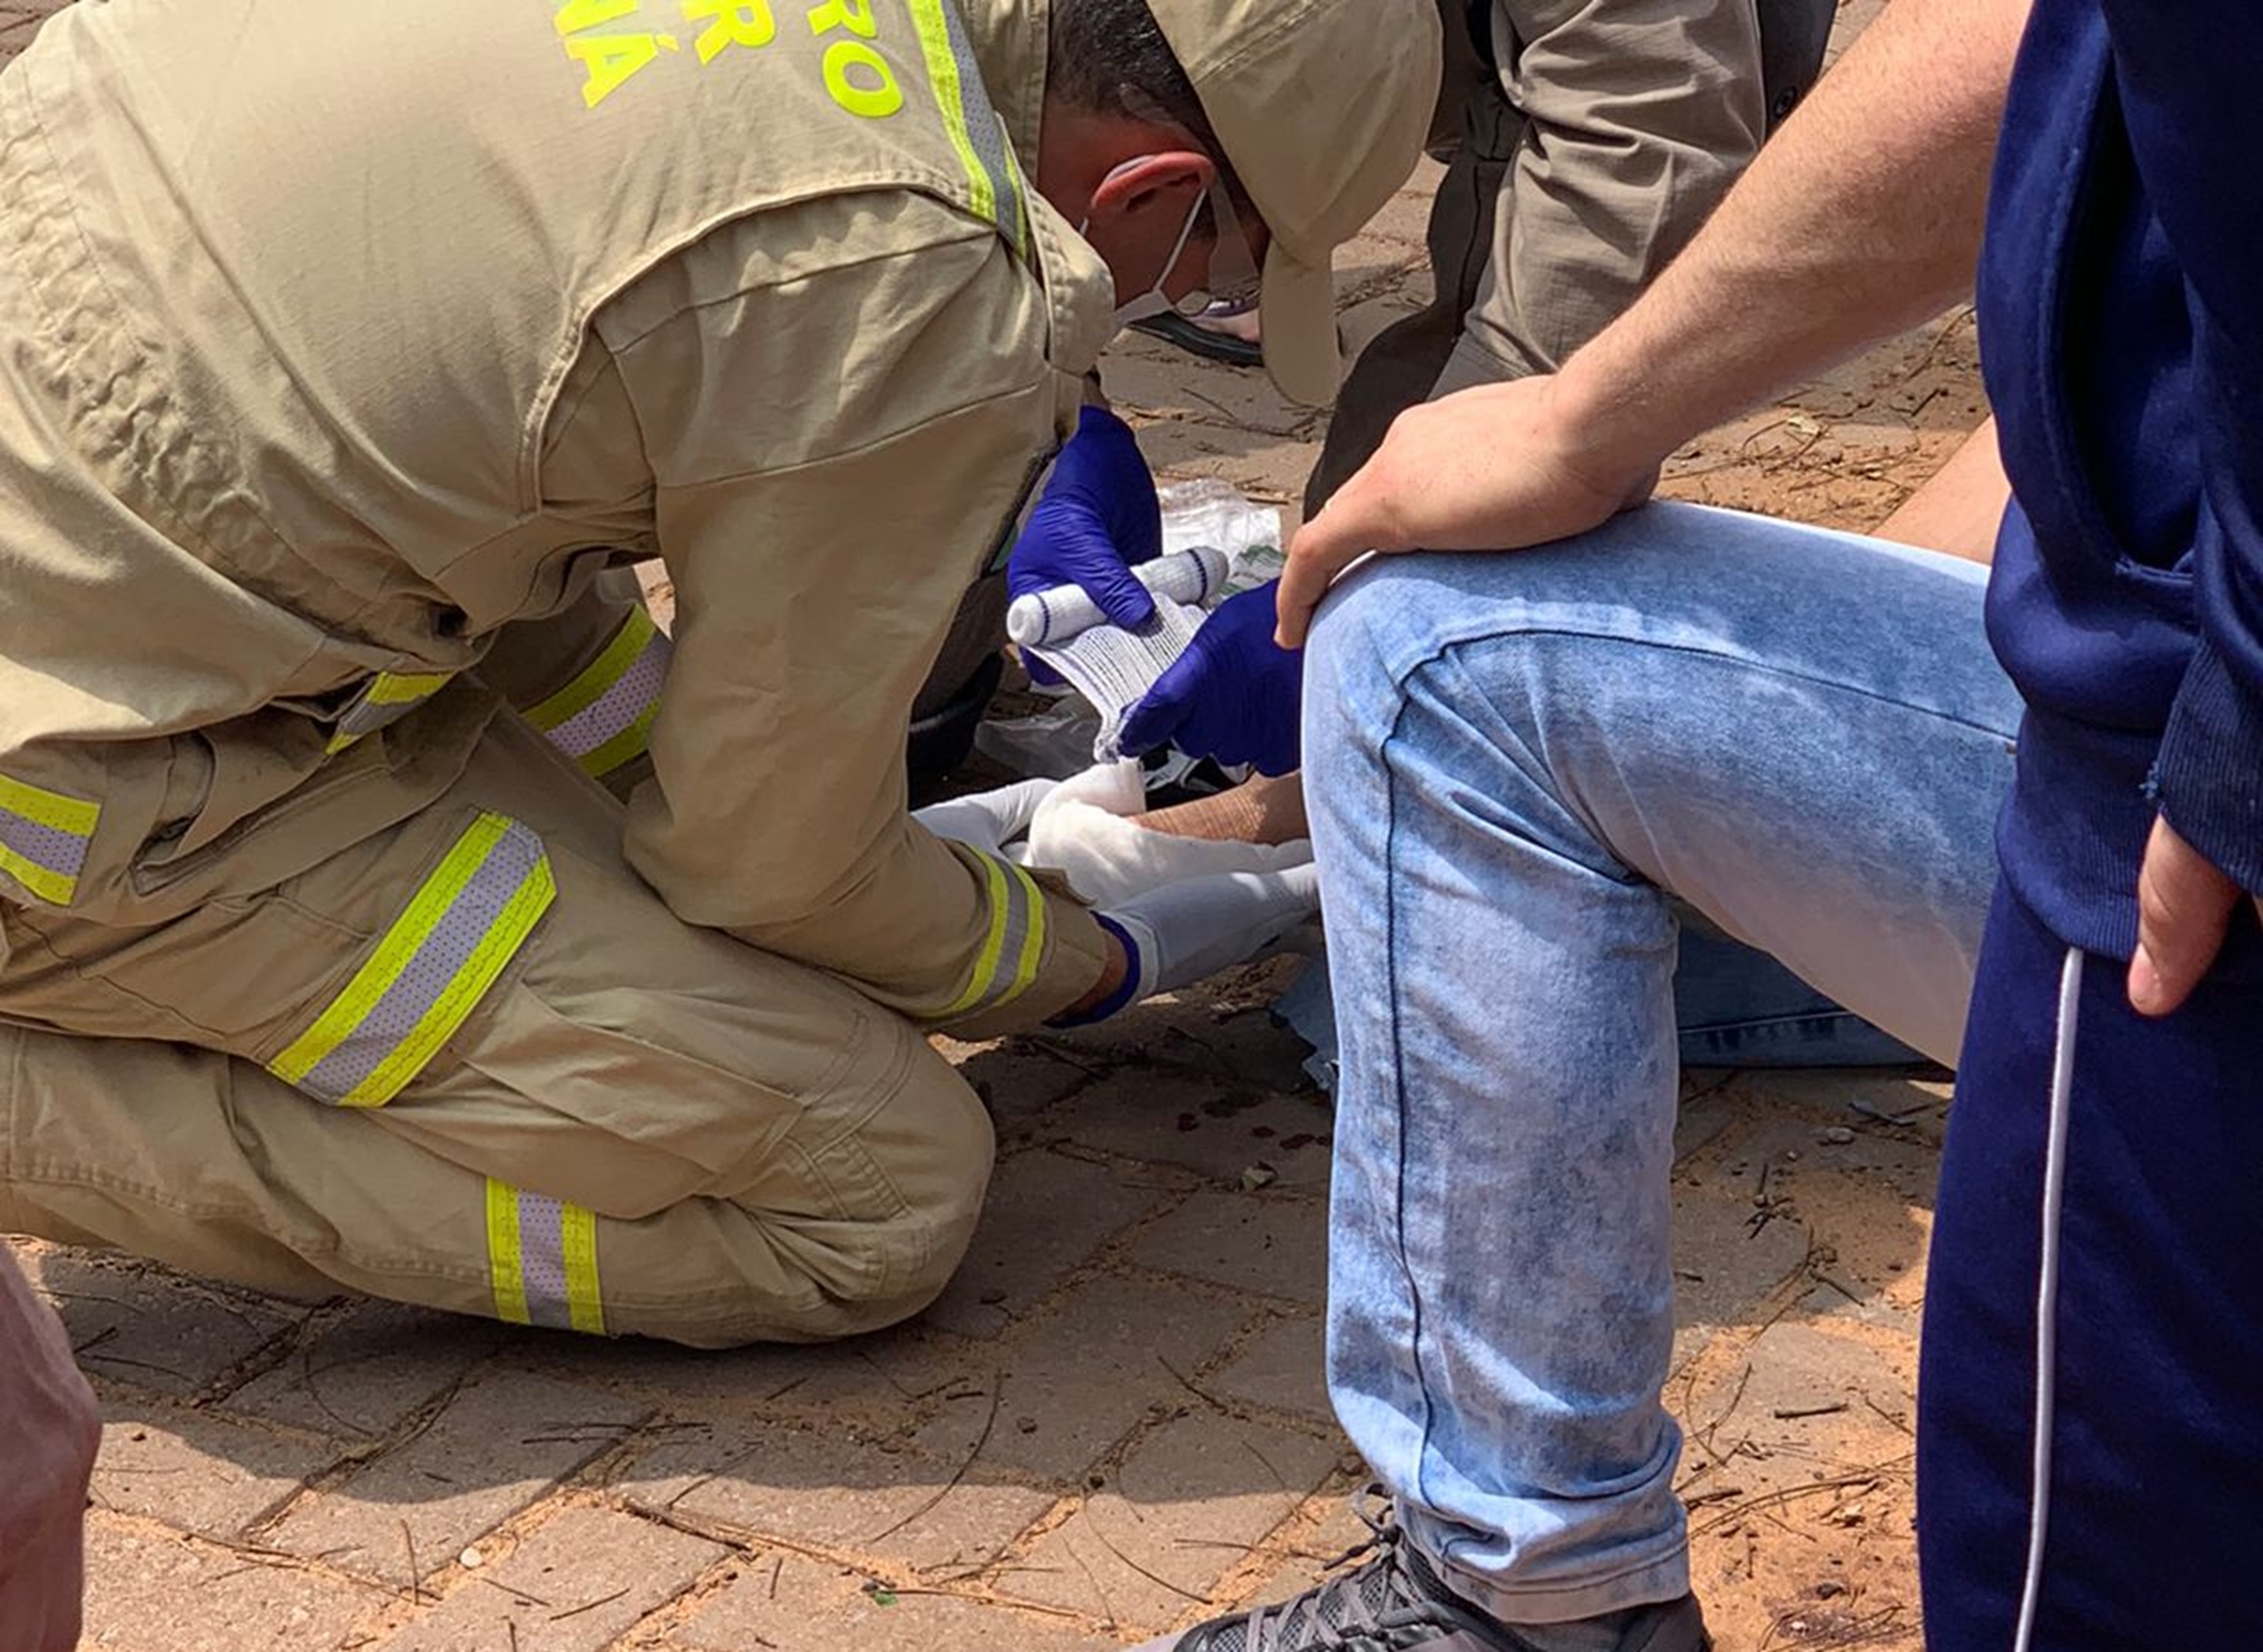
[0,0,1438,1346]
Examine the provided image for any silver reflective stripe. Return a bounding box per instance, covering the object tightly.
[0,814,84,883]
[515,1191,576,1331]
[328,670,454,754]
[486,1177,605,1334]
[933,0,1026,258]
[0,773,99,907]
[540,633,669,769]
[268,814,555,1109]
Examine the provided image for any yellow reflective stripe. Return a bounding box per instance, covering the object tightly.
[486,1179,605,1335]
[340,854,555,1108]
[935,852,1015,1019]
[0,774,99,835]
[561,1202,605,1335]
[327,669,454,754]
[904,0,997,230]
[997,858,1046,1009]
[928,851,1047,1022]
[368,670,454,707]
[268,815,554,1109]
[523,607,658,734]
[574,699,662,780]
[487,1178,531,1327]
[0,774,100,902]
[0,849,74,907]
[269,814,517,1087]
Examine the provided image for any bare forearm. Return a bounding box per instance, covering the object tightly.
[1561,0,2030,474]
[1133,769,1309,844]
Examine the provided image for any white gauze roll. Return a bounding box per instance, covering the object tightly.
[1019,760,1314,909]
[1004,547,1230,647]
[1006,549,1231,762]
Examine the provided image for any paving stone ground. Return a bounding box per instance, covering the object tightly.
[11,2,1972,1646]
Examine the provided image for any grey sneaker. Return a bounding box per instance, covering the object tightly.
[1126,1495,1709,1652]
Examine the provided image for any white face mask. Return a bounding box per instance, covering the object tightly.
[1080,160,1214,335]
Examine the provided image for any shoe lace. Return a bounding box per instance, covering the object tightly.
[1205,1488,1435,1652]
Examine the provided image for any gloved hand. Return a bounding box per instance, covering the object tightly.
[1070,863,1322,1023]
[1116,580,1303,775]
[1007,406,1165,679]
[911,777,1059,858]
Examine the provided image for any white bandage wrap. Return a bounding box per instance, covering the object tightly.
[1020,761,1313,909]
[1008,549,1230,762]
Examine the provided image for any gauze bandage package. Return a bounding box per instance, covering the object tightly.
[1000,480,1284,765]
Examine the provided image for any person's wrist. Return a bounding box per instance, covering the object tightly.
[1053,917,1141,1026]
[1547,346,1677,491]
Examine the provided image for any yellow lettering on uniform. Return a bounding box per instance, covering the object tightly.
[554,0,639,34]
[683,0,777,62]
[805,0,877,39]
[821,37,902,118]
[567,30,668,107]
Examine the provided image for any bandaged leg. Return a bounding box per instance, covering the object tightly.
[1022,760,1312,909]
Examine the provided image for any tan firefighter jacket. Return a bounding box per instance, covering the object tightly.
[0,0,1115,1033]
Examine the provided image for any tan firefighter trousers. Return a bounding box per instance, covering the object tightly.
[0,599,993,1350]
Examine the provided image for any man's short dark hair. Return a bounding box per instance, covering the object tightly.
[1047,0,1256,223]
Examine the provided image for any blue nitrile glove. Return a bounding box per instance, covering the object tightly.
[1008,406,1164,686]
[1117,580,1303,775]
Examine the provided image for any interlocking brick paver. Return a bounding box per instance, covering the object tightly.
[935,1034,1093,1119]
[81,1515,381,1652]
[1129,1189,1327,1306]
[675,1551,1115,1652]
[24,1249,302,1398]
[922,1149,1166,1339]
[615,1418,1055,1575]
[1000,1412,1342,1633]
[1052,1068,1335,1189]
[1207,1314,1330,1420]
[1049,962,1319,1090]
[508,1318,970,1424]
[372,1506,724,1652]
[93,1405,339,1541]
[226,1299,504,1439]
[267,1368,650,1589]
[915,1275,1251,1480]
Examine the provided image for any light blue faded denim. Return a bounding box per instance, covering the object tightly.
[1299,503,2020,1624]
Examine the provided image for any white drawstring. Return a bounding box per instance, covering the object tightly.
[2012,947,2084,1652]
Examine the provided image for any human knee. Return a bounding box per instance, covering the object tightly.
[623,1043,993,1348]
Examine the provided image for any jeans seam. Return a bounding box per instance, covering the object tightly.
[1379,695,1447,1560]
[1388,627,2018,747]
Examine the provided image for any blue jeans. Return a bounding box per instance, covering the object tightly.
[1300,503,2021,1622]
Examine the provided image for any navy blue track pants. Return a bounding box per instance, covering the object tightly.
[1919,884,2263,1648]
